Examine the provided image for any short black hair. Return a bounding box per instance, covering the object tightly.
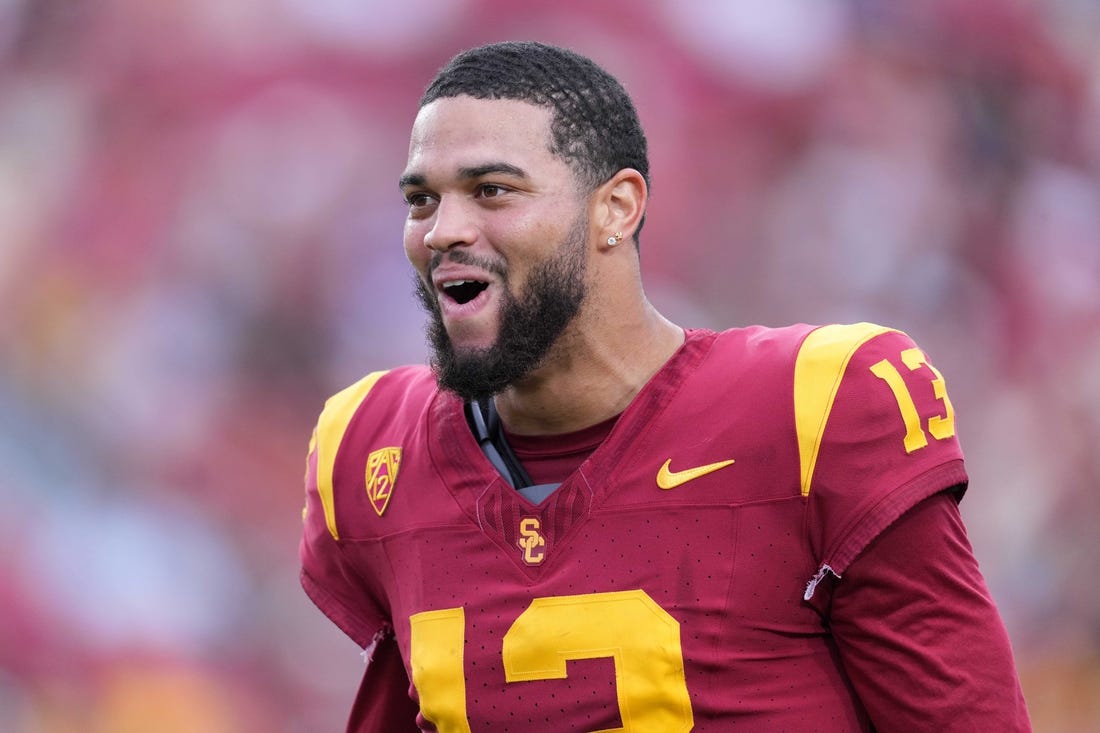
[421,41,649,233]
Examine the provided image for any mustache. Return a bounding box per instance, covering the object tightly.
[428,249,507,279]
[413,273,442,315]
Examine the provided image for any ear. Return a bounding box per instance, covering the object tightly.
[591,168,647,245]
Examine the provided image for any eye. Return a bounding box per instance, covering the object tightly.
[403,191,436,214]
[476,183,509,199]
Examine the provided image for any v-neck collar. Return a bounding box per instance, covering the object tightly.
[425,329,716,527]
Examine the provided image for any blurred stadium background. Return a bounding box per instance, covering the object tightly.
[1,0,1098,730]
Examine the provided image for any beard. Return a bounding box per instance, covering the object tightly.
[414,215,588,402]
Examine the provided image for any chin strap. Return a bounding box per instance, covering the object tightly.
[466,399,534,490]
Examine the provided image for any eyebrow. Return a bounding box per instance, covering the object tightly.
[398,162,528,190]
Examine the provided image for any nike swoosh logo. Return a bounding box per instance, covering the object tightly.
[656,458,735,490]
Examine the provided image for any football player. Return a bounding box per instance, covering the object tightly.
[300,41,1031,732]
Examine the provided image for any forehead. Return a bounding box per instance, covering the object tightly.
[404,96,562,179]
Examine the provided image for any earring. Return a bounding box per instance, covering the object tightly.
[606,231,623,246]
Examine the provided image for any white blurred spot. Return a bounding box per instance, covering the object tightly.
[658,0,849,92]
[277,0,468,53]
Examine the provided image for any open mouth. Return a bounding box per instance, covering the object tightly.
[441,279,489,305]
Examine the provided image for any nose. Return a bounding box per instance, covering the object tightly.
[423,196,477,253]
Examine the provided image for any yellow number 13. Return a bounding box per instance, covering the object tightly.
[870,347,956,453]
[409,589,694,733]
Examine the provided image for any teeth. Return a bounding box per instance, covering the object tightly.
[442,280,473,289]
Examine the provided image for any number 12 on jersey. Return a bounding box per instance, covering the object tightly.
[409,589,695,732]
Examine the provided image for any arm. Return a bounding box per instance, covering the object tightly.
[828,490,1031,731]
[346,631,422,733]
[301,455,420,732]
[299,385,420,732]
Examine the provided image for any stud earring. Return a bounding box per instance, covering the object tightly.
[606,231,623,246]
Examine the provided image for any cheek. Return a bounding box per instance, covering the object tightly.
[403,222,430,272]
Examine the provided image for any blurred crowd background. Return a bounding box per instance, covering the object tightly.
[1,0,1098,730]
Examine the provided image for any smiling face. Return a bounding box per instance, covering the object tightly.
[401,96,594,399]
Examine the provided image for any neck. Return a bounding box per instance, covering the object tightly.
[493,301,684,435]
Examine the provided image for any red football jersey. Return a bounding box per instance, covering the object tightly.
[300,324,1017,732]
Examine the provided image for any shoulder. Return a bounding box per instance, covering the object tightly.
[703,322,921,392]
[791,323,959,491]
[319,365,437,424]
[703,321,954,488]
[783,322,964,496]
[707,321,912,367]
[792,322,923,394]
[313,365,437,452]
[790,323,930,490]
[792,324,968,588]
[313,363,439,464]
[707,322,818,360]
[305,365,438,540]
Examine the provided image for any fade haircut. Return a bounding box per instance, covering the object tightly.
[421,41,649,237]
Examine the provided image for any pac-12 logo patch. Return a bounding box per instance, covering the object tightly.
[517,517,546,565]
[365,447,401,516]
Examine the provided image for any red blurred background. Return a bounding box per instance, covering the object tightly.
[1,1,1097,730]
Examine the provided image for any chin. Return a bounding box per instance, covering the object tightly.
[443,322,499,353]
[448,337,498,357]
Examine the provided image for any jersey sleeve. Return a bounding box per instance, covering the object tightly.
[300,371,396,648]
[828,491,1032,731]
[300,370,428,731]
[345,630,421,733]
[795,324,968,597]
[300,433,388,649]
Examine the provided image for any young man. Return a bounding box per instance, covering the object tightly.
[300,41,1031,732]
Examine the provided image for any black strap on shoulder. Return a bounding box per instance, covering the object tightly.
[465,399,534,490]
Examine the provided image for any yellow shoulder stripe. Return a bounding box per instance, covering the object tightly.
[315,371,388,540]
[793,323,895,497]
